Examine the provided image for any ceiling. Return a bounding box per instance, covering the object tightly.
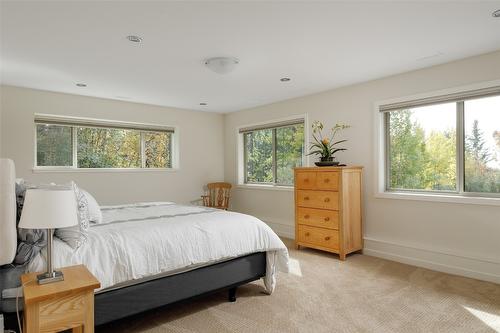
[1,1,500,113]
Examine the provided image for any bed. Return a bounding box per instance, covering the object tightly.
[0,159,289,326]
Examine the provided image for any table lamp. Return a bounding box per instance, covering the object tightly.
[19,188,79,284]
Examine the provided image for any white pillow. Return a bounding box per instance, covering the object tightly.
[81,189,102,224]
[53,182,90,249]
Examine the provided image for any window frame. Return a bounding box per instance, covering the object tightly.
[33,115,179,172]
[384,101,459,195]
[374,80,500,205]
[238,115,308,189]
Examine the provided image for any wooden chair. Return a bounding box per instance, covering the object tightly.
[202,182,232,210]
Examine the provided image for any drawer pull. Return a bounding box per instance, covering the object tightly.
[305,232,310,236]
[324,217,330,222]
[304,196,310,200]
[324,178,330,183]
[325,236,331,241]
[324,197,330,203]
[304,215,310,219]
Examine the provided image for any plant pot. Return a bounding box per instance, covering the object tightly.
[315,157,340,167]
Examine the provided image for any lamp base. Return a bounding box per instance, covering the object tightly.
[37,270,64,284]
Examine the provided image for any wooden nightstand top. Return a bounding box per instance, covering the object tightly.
[21,265,100,305]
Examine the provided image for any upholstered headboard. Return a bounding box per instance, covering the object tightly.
[0,158,17,265]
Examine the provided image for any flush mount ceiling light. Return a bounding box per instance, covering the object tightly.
[126,35,143,43]
[204,57,239,74]
[280,77,291,82]
[493,9,500,17]
[76,83,87,87]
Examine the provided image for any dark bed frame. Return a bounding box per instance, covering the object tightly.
[94,252,267,326]
[3,252,266,330]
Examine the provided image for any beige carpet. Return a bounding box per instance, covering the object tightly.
[97,239,500,333]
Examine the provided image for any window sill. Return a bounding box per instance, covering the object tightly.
[32,167,179,173]
[375,191,500,206]
[236,184,294,192]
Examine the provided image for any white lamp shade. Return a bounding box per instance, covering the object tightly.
[19,189,79,229]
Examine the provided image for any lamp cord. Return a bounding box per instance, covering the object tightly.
[16,279,35,333]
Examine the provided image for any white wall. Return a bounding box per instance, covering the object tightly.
[224,50,500,284]
[0,85,3,157]
[0,85,225,205]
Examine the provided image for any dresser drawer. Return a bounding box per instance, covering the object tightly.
[297,207,339,229]
[297,225,339,250]
[316,172,339,191]
[296,190,339,210]
[295,172,316,189]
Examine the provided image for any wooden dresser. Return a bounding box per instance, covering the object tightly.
[294,166,363,260]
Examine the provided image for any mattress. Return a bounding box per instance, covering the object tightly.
[27,202,289,294]
[96,254,255,294]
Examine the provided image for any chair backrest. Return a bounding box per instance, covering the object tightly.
[203,182,232,210]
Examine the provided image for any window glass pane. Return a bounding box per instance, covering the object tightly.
[144,131,172,168]
[77,127,140,168]
[388,103,456,191]
[36,124,73,166]
[464,95,500,193]
[245,129,273,183]
[276,124,304,185]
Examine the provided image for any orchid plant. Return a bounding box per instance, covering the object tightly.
[308,121,350,161]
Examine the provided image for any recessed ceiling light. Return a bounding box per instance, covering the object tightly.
[76,83,87,87]
[280,77,291,82]
[199,102,207,106]
[493,9,500,17]
[126,35,143,43]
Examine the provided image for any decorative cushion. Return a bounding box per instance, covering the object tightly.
[81,189,102,224]
[14,180,47,266]
[54,182,90,249]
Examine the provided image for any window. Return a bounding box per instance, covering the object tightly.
[387,102,457,191]
[382,88,500,197]
[241,119,305,186]
[76,127,142,168]
[36,124,73,167]
[464,96,500,193]
[35,116,175,169]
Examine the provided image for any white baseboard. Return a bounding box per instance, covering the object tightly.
[364,237,500,285]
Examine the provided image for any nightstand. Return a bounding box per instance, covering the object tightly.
[21,265,100,333]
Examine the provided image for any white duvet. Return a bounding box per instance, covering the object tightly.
[28,203,289,293]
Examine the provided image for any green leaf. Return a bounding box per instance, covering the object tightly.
[331,148,347,154]
[330,139,347,146]
[307,150,323,156]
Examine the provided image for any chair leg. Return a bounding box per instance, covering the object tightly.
[228,287,237,302]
